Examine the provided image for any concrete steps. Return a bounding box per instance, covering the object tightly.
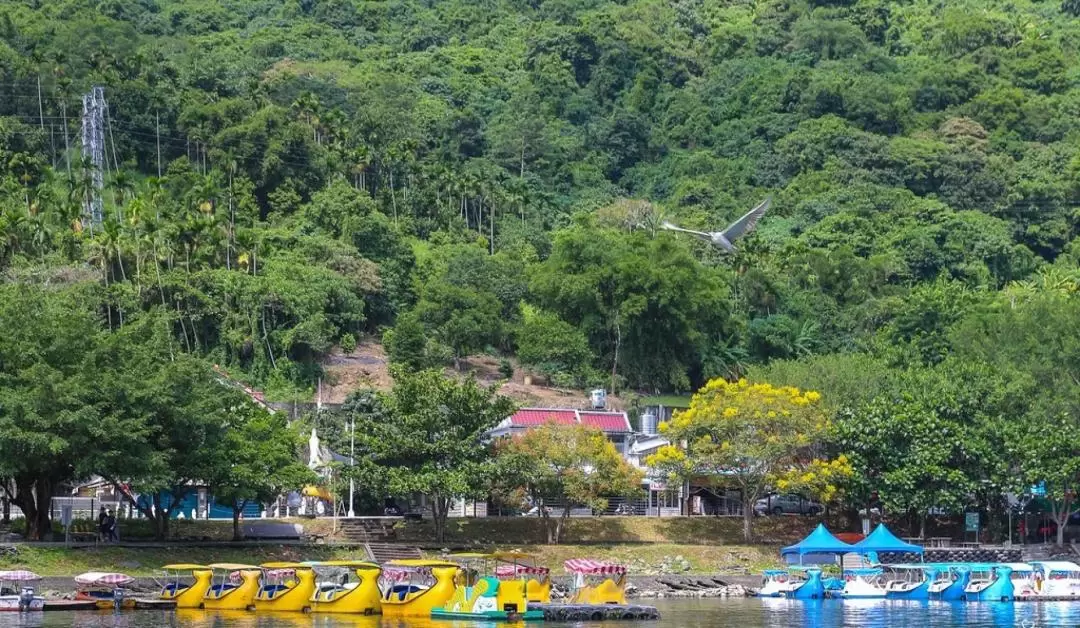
[336,518,398,543]
[366,542,422,563]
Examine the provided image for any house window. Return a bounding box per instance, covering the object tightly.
[649,490,678,509]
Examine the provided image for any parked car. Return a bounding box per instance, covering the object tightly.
[754,494,823,516]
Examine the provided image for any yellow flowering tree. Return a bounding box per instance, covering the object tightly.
[647,378,851,541]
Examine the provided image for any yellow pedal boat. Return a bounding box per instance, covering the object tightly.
[160,564,213,608]
[203,563,260,611]
[379,559,459,617]
[308,560,382,615]
[493,552,551,604]
[564,559,628,605]
[253,562,317,613]
[432,553,544,621]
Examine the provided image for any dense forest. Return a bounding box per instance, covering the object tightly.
[5,0,1080,534]
[0,0,1078,395]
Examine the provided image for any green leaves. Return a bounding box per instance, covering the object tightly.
[345,368,516,541]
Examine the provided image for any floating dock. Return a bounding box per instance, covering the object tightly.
[527,603,660,621]
[42,598,176,611]
[43,600,99,611]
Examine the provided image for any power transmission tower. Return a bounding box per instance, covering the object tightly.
[80,86,105,227]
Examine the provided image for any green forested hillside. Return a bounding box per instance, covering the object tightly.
[0,0,1079,397]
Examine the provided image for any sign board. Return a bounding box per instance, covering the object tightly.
[965,512,980,532]
[1031,481,1047,497]
[649,481,667,491]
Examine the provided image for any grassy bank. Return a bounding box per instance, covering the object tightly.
[0,544,368,577]
[0,543,780,577]
[397,515,839,546]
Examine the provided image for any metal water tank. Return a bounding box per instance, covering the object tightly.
[590,389,607,409]
[641,411,658,435]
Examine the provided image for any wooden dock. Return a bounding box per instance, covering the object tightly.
[527,603,660,621]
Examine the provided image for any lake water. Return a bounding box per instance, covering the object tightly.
[1,598,1077,627]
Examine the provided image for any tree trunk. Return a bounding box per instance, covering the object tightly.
[432,495,451,543]
[232,502,245,541]
[12,475,52,541]
[539,509,554,544]
[556,505,572,545]
[34,477,52,541]
[742,495,754,543]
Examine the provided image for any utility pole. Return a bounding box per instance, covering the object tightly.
[155,110,162,177]
[348,415,356,518]
[80,86,105,228]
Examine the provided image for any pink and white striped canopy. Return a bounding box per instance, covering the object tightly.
[563,559,627,575]
[264,569,296,580]
[75,572,134,586]
[0,570,41,582]
[495,564,550,577]
[379,566,413,582]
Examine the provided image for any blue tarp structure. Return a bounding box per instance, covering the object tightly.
[853,523,925,555]
[781,523,855,564]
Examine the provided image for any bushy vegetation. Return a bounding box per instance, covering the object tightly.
[1,0,1077,395]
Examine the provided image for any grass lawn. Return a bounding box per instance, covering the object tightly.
[431,544,781,575]
[0,545,370,577]
[0,543,780,577]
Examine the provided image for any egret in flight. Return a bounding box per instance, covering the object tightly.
[661,197,771,253]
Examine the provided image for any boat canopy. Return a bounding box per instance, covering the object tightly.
[75,572,134,586]
[0,570,41,582]
[162,564,209,571]
[853,524,924,555]
[208,563,259,570]
[305,560,379,569]
[495,564,550,577]
[781,523,855,563]
[563,559,627,575]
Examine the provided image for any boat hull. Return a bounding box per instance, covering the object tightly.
[253,570,316,613]
[886,580,931,600]
[160,569,212,608]
[75,591,136,609]
[783,571,825,600]
[964,569,1015,602]
[0,596,44,612]
[311,580,382,615]
[203,571,260,611]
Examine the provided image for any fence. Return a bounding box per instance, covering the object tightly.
[5,497,126,522]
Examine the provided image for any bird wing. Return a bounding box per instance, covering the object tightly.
[720,197,771,242]
[661,221,712,240]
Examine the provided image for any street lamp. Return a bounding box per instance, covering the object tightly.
[347,415,355,518]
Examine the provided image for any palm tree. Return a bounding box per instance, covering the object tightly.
[100,218,127,282]
[108,171,136,221]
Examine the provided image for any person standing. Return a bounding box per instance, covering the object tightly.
[104,509,117,542]
[97,506,108,542]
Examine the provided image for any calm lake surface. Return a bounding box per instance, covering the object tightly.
[1,598,1077,627]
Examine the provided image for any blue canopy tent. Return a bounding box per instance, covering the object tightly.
[781,523,856,565]
[854,524,925,558]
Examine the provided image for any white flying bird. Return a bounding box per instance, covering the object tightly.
[661,197,771,253]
